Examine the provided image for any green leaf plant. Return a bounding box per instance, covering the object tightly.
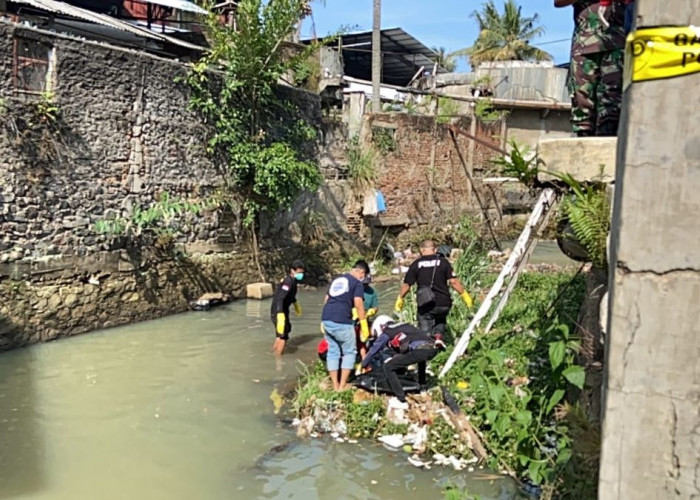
[183,0,325,278]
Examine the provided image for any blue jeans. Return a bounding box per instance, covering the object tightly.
[322,321,357,371]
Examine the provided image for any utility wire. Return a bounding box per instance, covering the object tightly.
[532,37,571,47]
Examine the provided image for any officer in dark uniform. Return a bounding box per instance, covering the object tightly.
[394,240,472,341]
[271,260,305,356]
[361,315,445,404]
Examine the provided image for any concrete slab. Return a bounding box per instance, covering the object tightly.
[246,282,273,300]
[537,137,617,183]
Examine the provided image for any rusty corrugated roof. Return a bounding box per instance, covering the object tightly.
[10,0,205,51]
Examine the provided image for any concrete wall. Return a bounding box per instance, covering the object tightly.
[0,23,222,263]
[505,109,572,149]
[599,1,700,498]
[0,22,323,265]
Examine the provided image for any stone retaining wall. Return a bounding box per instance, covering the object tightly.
[0,22,323,349]
[0,251,259,350]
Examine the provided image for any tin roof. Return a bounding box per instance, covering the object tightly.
[308,28,445,87]
[9,0,206,52]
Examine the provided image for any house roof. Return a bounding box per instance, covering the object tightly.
[140,0,208,15]
[8,0,206,53]
[309,28,445,87]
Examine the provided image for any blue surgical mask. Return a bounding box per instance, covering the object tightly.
[294,272,304,281]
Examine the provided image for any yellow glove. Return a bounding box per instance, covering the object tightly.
[394,297,404,312]
[293,302,302,316]
[276,313,286,335]
[320,322,325,334]
[351,307,359,321]
[461,291,473,309]
[359,319,370,343]
[366,307,378,318]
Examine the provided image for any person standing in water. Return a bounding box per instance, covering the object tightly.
[271,260,305,356]
[321,261,370,391]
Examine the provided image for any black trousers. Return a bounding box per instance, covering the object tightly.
[382,348,438,402]
[417,305,451,337]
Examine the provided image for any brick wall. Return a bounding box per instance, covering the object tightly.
[364,113,503,227]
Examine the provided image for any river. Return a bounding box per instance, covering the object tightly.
[0,286,524,500]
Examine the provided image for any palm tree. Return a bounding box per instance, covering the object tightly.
[456,0,552,68]
[431,47,457,72]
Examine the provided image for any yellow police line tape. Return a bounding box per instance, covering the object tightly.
[624,25,700,89]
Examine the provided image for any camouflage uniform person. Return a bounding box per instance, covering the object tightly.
[556,1,626,136]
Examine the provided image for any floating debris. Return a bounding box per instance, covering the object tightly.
[333,420,347,435]
[386,398,409,425]
[269,388,284,415]
[378,434,404,451]
[407,454,432,469]
[189,292,231,311]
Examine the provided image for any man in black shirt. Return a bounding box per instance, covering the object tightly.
[394,240,473,341]
[271,260,305,356]
[361,316,445,404]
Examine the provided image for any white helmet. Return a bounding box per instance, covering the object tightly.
[371,315,393,338]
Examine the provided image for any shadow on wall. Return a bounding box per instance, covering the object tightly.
[0,316,45,498]
[118,238,225,304]
[1,97,92,182]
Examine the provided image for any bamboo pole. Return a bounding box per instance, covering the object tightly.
[448,128,502,251]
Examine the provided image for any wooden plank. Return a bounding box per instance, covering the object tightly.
[439,188,557,378]
[484,194,558,333]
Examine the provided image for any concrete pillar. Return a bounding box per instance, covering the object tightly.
[599,1,700,499]
[371,0,381,113]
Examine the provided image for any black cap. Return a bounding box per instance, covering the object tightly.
[290,260,305,270]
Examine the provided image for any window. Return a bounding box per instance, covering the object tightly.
[13,37,56,95]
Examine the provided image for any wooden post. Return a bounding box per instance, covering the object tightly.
[449,128,502,251]
[371,0,381,113]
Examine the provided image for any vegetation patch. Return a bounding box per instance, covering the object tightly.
[291,240,591,497]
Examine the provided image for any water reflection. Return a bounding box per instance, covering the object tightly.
[0,347,45,498]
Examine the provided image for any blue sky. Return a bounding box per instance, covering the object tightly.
[301,0,575,71]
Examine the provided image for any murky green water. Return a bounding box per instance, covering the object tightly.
[503,240,577,267]
[0,287,521,500]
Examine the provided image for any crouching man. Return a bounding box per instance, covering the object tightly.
[361,315,444,406]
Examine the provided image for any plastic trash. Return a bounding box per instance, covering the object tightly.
[378,434,404,451]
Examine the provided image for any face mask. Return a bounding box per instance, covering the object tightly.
[294,272,304,281]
